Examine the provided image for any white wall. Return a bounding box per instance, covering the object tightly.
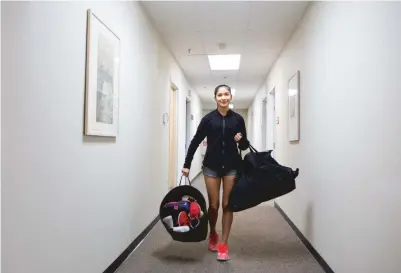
[0,3,2,272]
[185,93,203,182]
[1,2,202,273]
[250,2,401,273]
[248,83,268,150]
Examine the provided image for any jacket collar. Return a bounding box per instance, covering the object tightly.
[214,108,233,117]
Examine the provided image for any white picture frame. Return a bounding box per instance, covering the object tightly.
[84,9,120,137]
[288,70,300,142]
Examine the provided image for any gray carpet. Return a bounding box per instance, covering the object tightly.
[116,175,325,273]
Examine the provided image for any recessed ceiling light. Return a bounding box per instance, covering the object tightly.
[208,54,241,70]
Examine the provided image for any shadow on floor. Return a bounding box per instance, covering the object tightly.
[152,240,208,263]
[116,175,325,273]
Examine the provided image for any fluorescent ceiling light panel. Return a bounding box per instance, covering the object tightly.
[208,54,241,70]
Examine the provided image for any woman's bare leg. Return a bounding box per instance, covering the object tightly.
[204,175,221,234]
[221,175,236,244]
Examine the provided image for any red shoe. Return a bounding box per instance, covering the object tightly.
[217,243,229,261]
[208,232,219,252]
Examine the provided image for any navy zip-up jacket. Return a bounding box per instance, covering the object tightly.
[183,109,249,175]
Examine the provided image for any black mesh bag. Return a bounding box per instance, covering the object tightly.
[159,176,209,242]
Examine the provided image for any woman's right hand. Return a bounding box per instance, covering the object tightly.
[182,168,190,177]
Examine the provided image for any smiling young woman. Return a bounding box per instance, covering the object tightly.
[182,84,249,261]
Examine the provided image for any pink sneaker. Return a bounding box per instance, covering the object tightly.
[217,243,229,261]
[208,232,219,252]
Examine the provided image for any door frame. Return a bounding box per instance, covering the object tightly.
[268,87,277,158]
[261,97,268,150]
[168,81,178,189]
[185,97,191,153]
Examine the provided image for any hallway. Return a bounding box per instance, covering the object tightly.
[115,175,324,273]
[2,1,401,273]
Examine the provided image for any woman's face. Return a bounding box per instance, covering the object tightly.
[215,87,232,108]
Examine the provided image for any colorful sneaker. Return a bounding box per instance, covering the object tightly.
[217,243,229,261]
[208,232,219,252]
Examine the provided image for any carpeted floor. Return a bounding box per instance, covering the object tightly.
[116,175,325,273]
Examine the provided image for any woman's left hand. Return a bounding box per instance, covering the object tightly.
[234,133,243,142]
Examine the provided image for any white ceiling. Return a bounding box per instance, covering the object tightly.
[140,1,310,109]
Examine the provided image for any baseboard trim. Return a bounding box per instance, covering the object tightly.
[103,174,202,273]
[274,201,335,273]
[103,216,159,273]
[103,173,202,272]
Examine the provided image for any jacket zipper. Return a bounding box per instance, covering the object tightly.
[222,116,225,169]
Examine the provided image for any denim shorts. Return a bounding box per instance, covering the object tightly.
[203,166,237,178]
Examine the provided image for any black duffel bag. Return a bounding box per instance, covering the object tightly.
[228,144,299,212]
[159,176,209,242]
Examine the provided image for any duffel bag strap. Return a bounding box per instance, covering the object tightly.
[179,175,192,186]
[238,143,258,156]
[249,144,258,153]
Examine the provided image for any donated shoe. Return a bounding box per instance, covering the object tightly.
[208,232,219,252]
[217,243,229,261]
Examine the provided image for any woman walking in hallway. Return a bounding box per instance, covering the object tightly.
[182,84,249,261]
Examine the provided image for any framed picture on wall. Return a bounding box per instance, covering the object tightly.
[84,9,120,137]
[288,70,300,142]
